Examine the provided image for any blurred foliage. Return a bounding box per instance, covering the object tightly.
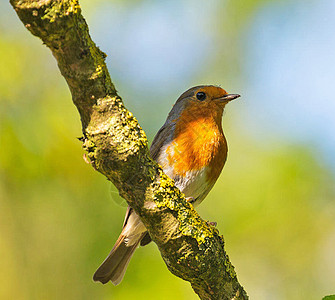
[1,0,335,299]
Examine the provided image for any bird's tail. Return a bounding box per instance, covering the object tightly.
[93,233,141,285]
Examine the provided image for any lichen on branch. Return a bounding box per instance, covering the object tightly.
[10,0,248,299]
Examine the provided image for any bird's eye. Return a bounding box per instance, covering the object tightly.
[196,92,206,101]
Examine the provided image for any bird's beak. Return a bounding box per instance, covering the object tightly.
[218,94,240,103]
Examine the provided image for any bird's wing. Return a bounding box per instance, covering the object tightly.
[149,121,175,161]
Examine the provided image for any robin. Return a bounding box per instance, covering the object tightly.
[93,85,240,285]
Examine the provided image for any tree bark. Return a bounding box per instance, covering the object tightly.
[10,1,248,299]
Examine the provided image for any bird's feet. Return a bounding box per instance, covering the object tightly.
[206,221,217,227]
[186,197,195,203]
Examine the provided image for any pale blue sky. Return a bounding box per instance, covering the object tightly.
[86,0,218,93]
[245,0,335,169]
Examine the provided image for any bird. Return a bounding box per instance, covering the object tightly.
[93,85,240,285]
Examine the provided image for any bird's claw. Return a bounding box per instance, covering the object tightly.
[206,221,217,227]
[186,197,195,203]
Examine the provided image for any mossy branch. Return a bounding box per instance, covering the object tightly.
[10,0,248,299]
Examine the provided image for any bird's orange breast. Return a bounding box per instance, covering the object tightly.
[166,102,227,182]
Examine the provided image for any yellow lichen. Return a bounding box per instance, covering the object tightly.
[41,0,80,23]
[153,169,217,245]
[224,255,237,278]
[90,64,103,80]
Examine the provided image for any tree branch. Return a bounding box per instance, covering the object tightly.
[10,1,248,299]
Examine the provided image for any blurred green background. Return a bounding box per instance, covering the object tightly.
[1,0,335,299]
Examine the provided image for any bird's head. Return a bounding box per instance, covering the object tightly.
[178,85,240,107]
[167,85,240,124]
